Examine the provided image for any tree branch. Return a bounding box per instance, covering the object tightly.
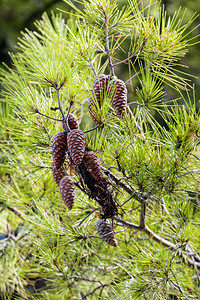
[33,108,62,122]
[81,284,107,300]
[100,6,115,77]
[140,200,146,228]
[115,215,200,269]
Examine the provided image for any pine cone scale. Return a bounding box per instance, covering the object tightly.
[52,132,67,169]
[67,129,86,165]
[59,175,75,210]
[96,219,117,247]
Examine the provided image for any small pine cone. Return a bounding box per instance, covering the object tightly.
[92,74,109,104]
[59,175,75,210]
[51,162,66,186]
[52,132,67,169]
[83,151,103,181]
[96,219,117,247]
[87,97,101,125]
[67,129,86,165]
[62,113,79,130]
[108,78,127,117]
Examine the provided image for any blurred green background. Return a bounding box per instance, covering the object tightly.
[0,0,200,100]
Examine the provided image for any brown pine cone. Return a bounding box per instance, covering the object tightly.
[92,74,109,104]
[108,78,127,117]
[83,151,103,181]
[59,175,75,210]
[67,129,86,165]
[96,219,117,247]
[52,132,67,169]
[51,162,66,186]
[62,113,79,130]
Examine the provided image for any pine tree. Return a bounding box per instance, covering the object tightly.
[0,0,200,299]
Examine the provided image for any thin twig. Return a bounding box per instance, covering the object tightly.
[170,269,188,298]
[113,52,137,66]
[54,85,70,131]
[191,154,200,161]
[71,276,103,285]
[63,100,74,131]
[84,124,102,134]
[80,51,97,76]
[6,206,26,219]
[100,6,115,77]
[125,66,146,85]
[75,208,99,228]
[34,108,62,122]
[161,197,178,228]
[81,284,107,299]
[128,101,145,107]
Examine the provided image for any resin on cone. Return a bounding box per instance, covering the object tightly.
[51,162,66,186]
[96,219,117,247]
[83,151,103,181]
[52,132,67,169]
[67,129,86,165]
[62,113,79,130]
[59,175,75,210]
[108,78,127,117]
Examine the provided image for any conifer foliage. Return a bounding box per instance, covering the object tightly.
[0,0,200,299]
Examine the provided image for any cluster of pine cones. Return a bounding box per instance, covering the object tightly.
[51,74,127,246]
[88,74,128,124]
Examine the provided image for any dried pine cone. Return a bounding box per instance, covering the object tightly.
[51,162,66,186]
[92,74,109,104]
[67,129,86,165]
[59,175,75,210]
[62,113,79,130]
[96,219,117,247]
[108,78,127,117]
[83,151,103,181]
[52,132,67,169]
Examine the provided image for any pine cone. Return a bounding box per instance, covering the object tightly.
[59,175,75,210]
[51,162,66,186]
[52,132,67,169]
[83,151,103,181]
[67,129,86,165]
[92,74,109,104]
[108,78,127,117]
[96,219,117,247]
[87,97,101,125]
[62,113,79,130]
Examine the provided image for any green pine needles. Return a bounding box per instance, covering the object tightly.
[0,0,200,299]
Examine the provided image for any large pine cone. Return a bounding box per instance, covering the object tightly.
[96,219,117,247]
[92,74,109,104]
[51,162,66,186]
[62,113,79,130]
[67,129,86,165]
[52,132,67,169]
[83,151,103,181]
[59,175,75,210]
[108,78,127,117]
